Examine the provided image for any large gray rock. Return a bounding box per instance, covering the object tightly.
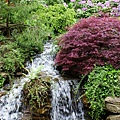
[105,97,120,113]
[106,115,120,120]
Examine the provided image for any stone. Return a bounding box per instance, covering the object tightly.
[0,91,7,97]
[15,72,22,76]
[106,115,120,120]
[105,97,120,105]
[0,72,9,77]
[106,103,120,113]
[105,97,120,113]
[3,84,11,91]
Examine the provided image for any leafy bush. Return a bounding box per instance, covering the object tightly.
[44,0,64,5]
[55,17,120,75]
[0,17,49,76]
[0,1,52,83]
[10,1,43,24]
[84,65,120,120]
[35,4,76,37]
[13,27,45,56]
[0,43,25,74]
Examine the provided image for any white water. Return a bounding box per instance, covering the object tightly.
[0,41,85,120]
[0,78,29,120]
[51,79,85,120]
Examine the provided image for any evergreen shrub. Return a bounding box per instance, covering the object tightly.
[55,17,120,75]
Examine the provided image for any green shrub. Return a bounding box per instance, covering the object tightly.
[44,0,64,5]
[13,28,43,56]
[10,1,43,24]
[1,46,25,74]
[84,65,120,120]
[35,4,76,37]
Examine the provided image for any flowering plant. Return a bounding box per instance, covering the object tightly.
[63,0,120,18]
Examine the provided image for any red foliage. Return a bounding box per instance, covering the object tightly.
[55,17,120,75]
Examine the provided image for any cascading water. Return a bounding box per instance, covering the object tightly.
[51,79,85,120]
[0,78,29,120]
[0,41,86,120]
[26,41,86,120]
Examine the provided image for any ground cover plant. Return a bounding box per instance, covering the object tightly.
[84,65,120,120]
[55,16,120,75]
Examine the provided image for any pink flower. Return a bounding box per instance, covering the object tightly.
[97,2,102,6]
[105,1,110,7]
[63,2,68,7]
[82,7,87,11]
[97,2,104,8]
[87,0,94,6]
[78,1,86,4]
[113,0,119,2]
[43,4,48,7]
[70,0,75,2]
[112,7,117,11]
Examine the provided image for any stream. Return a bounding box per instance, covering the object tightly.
[0,41,86,120]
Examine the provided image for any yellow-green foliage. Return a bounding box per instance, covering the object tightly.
[34,4,76,37]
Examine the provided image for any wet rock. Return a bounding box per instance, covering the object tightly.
[43,75,52,82]
[3,84,11,91]
[106,115,120,120]
[32,116,50,120]
[22,112,32,120]
[106,103,120,113]
[82,94,89,108]
[0,72,9,77]
[15,72,22,77]
[22,75,51,120]
[53,76,59,81]
[39,71,47,76]
[105,97,120,113]
[0,91,7,97]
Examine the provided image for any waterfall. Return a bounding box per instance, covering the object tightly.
[0,41,85,120]
[0,78,29,120]
[51,79,85,120]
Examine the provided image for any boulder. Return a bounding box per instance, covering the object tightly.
[106,115,120,120]
[105,97,120,113]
